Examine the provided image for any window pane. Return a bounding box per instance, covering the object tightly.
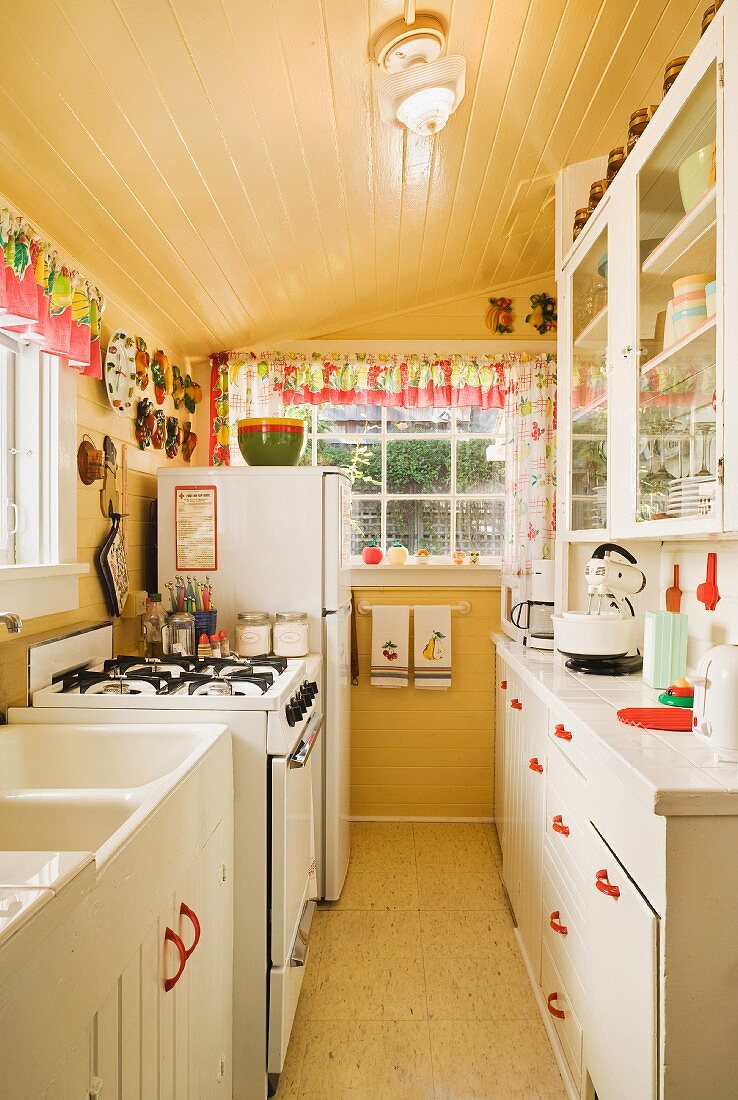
[351,499,381,555]
[317,438,381,493]
[454,407,505,434]
[386,439,451,494]
[456,440,505,494]
[317,403,381,434]
[455,500,504,555]
[387,406,451,433]
[387,500,451,555]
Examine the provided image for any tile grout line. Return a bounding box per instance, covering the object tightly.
[414,822,439,1100]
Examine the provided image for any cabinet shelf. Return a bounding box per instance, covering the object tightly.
[574,305,608,349]
[641,185,716,279]
[640,316,716,376]
[572,390,607,423]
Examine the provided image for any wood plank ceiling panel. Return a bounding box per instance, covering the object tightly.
[0,0,710,353]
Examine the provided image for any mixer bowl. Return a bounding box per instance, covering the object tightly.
[553,612,636,659]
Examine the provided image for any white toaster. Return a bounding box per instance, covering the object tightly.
[692,644,738,760]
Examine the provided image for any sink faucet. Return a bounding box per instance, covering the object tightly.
[0,612,22,634]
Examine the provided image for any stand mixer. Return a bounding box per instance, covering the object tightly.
[553,543,646,674]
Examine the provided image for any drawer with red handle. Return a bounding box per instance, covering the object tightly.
[548,710,589,780]
[541,940,583,1081]
[545,777,587,902]
[547,736,586,823]
[541,863,586,1020]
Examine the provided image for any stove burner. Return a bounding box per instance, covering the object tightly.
[172,673,273,697]
[66,671,172,695]
[104,656,197,677]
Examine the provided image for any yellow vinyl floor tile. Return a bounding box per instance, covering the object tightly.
[280,822,564,1098]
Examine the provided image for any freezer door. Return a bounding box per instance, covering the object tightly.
[322,472,352,613]
[323,603,351,899]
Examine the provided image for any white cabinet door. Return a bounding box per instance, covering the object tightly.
[584,824,658,1100]
[501,671,523,912]
[517,691,547,979]
[494,657,508,856]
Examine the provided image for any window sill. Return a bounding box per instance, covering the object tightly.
[0,562,89,621]
[351,563,501,588]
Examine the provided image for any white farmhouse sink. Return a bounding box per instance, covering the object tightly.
[0,722,230,868]
[0,723,209,789]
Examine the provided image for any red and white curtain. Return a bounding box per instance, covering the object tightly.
[0,209,104,377]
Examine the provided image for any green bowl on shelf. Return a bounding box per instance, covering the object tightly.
[237,417,307,466]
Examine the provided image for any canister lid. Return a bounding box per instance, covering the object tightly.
[275,612,308,622]
[168,611,195,624]
[237,612,271,624]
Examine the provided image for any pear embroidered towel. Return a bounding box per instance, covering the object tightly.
[371,605,410,687]
[414,605,452,689]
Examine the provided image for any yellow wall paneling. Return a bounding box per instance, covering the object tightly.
[351,585,500,820]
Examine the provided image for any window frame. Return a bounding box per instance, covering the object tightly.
[300,406,506,563]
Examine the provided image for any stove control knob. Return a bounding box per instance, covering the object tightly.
[308,680,319,698]
[300,683,313,706]
[296,694,308,716]
[285,704,297,727]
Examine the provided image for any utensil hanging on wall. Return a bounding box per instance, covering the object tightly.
[665,564,682,612]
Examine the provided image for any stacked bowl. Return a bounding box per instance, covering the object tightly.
[671,274,713,341]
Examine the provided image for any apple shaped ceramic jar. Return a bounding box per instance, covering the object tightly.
[386,540,409,565]
[362,540,384,565]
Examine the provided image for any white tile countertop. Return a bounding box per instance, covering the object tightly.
[491,632,738,816]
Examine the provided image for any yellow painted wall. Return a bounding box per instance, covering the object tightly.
[0,348,209,713]
[351,586,500,820]
[318,278,555,342]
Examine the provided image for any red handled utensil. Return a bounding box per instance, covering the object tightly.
[665,564,682,612]
[696,552,720,611]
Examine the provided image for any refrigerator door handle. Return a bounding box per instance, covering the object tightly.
[323,603,352,622]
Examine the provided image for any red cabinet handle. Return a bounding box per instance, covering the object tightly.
[180,902,201,960]
[164,926,187,992]
[500,680,507,690]
[554,723,573,742]
[547,991,566,1020]
[552,814,570,837]
[511,698,523,710]
[528,757,544,773]
[595,869,620,898]
[549,910,568,935]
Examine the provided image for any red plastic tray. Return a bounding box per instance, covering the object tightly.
[617,707,693,732]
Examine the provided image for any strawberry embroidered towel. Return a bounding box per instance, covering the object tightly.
[371,605,410,688]
[413,605,452,689]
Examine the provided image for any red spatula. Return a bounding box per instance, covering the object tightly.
[665,564,682,613]
[617,707,693,732]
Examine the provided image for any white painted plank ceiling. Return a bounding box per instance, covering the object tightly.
[0,0,706,356]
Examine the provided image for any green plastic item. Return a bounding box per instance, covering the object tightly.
[658,690,694,708]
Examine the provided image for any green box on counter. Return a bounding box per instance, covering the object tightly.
[642,611,688,689]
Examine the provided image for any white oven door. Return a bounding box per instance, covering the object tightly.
[268,898,317,1075]
[271,713,322,968]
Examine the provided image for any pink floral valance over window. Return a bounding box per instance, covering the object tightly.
[208,349,555,465]
[0,207,105,377]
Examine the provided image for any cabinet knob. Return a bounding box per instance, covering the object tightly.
[549,910,568,935]
[511,698,523,710]
[547,991,566,1020]
[500,680,507,690]
[622,344,633,356]
[552,814,570,837]
[163,926,187,992]
[528,757,544,773]
[180,901,201,960]
[595,868,621,898]
[554,723,573,741]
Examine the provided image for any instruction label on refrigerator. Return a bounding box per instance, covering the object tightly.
[175,485,217,571]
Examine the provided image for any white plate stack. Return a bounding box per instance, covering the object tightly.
[666,475,716,517]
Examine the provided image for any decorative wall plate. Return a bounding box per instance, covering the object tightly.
[104,329,136,414]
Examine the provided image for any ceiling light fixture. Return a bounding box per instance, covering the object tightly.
[373,15,466,137]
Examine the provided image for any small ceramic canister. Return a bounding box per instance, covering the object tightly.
[470,551,480,565]
[701,4,716,35]
[664,56,689,96]
[415,548,431,564]
[386,540,409,565]
[453,550,466,566]
[572,207,589,241]
[587,179,608,213]
[606,146,626,182]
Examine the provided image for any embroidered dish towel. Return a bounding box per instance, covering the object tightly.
[371,605,410,687]
[414,605,452,689]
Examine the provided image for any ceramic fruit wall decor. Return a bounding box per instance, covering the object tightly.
[150,349,171,405]
[104,329,136,414]
[362,540,383,565]
[181,421,198,462]
[135,397,155,449]
[134,336,150,390]
[183,372,203,414]
[171,364,185,408]
[484,296,513,334]
[526,292,557,335]
[152,409,166,450]
[165,416,180,458]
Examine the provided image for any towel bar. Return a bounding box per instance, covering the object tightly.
[357,600,471,616]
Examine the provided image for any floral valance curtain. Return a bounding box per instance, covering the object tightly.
[0,208,105,377]
[209,349,555,466]
[501,357,557,575]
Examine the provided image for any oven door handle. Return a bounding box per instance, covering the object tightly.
[290,899,317,967]
[289,716,323,769]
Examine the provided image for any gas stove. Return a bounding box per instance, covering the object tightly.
[58,654,288,698]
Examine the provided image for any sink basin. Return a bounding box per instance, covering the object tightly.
[0,723,213,790]
[0,793,137,851]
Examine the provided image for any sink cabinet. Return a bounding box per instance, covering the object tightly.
[494,646,738,1099]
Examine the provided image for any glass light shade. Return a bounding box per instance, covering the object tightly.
[396,86,455,135]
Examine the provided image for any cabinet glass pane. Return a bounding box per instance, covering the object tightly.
[636,64,718,523]
[570,227,608,530]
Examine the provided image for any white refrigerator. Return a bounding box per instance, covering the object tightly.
[157,466,353,899]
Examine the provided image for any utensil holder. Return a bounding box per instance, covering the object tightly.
[194,610,217,638]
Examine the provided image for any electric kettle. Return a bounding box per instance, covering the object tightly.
[692,644,738,760]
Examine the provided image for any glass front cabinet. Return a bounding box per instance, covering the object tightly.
[558,6,737,539]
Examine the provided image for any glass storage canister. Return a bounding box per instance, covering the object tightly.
[164,611,196,657]
[273,612,310,658]
[236,612,272,657]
